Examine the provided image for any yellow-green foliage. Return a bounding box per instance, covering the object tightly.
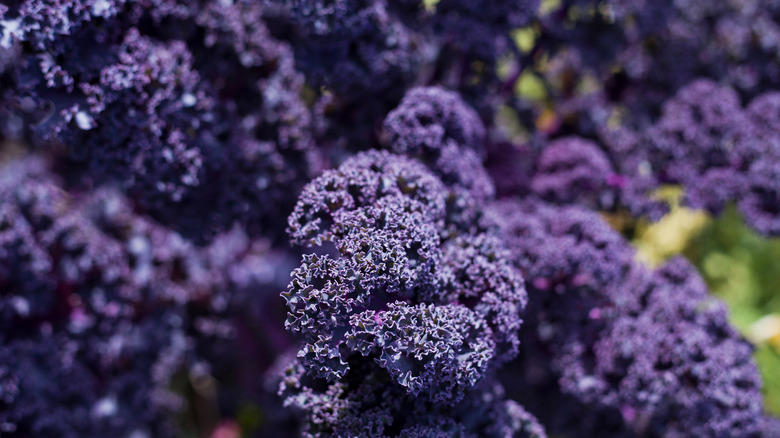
[632,187,710,267]
[684,206,780,415]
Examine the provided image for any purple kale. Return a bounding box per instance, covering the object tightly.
[0,158,189,437]
[381,87,495,231]
[484,141,537,199]
[0,336,166,438]
[4,0,780,435]
[530,136,616,209]
[745,91,780,141]
[382,86,486,158]
[484,198,634,296]
[706,1,780,96]
[0,156,284,437]
[0,1,124,67]
[685,167,748,216]
[600,80,763,221]
[279,360,546,438]
[2,0,317,242]
[282,202,446,382]
[0,158,128,334]
[598,126,670,220]
[430,0,540,60]
[278,361,405,438]
[287,149,447,246]
[431,145,496,232]
[397,420,469,438]
[285,0,387,39]
[737,92,780,235]
[347,302,495,403]
[645,79,746,187]
[283,153,456,389]
[561,257,766,437]
[764,417,780,438]
[185,0,318,241]
[488,197,768,437]
[531,0,780,141]
[334,196,443,297]
[282,149,527,423]
[607,83,780,235]
[277,0,425,98]
[738,149,780,236]
[440,233,527,362]
[55,30,207,202]
[484,199,631,432]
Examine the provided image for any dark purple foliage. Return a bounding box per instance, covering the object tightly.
[561,258,764,437]
[739,150,780,236]
[594,79,780,234]
[430,0,540,59]
[440,233,527,362]
[279,361,545,438]
[287,149,447,246]
[484,198,634,295]
[276,0,426,98]
[382,86,495,232]
[738,92,780,235]
[488,197,769,437]
[0,159,189,437]
[383,86,486,158]
[0,156,295,437]
[1,0,318,243]
[597,80,749,218]
[347,302,495,403]
[531,136,616,209]
[645,80,746,186]
[2,0,779,436]
[281,149,529,428]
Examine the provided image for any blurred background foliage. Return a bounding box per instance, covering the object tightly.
[498,0,780,417]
